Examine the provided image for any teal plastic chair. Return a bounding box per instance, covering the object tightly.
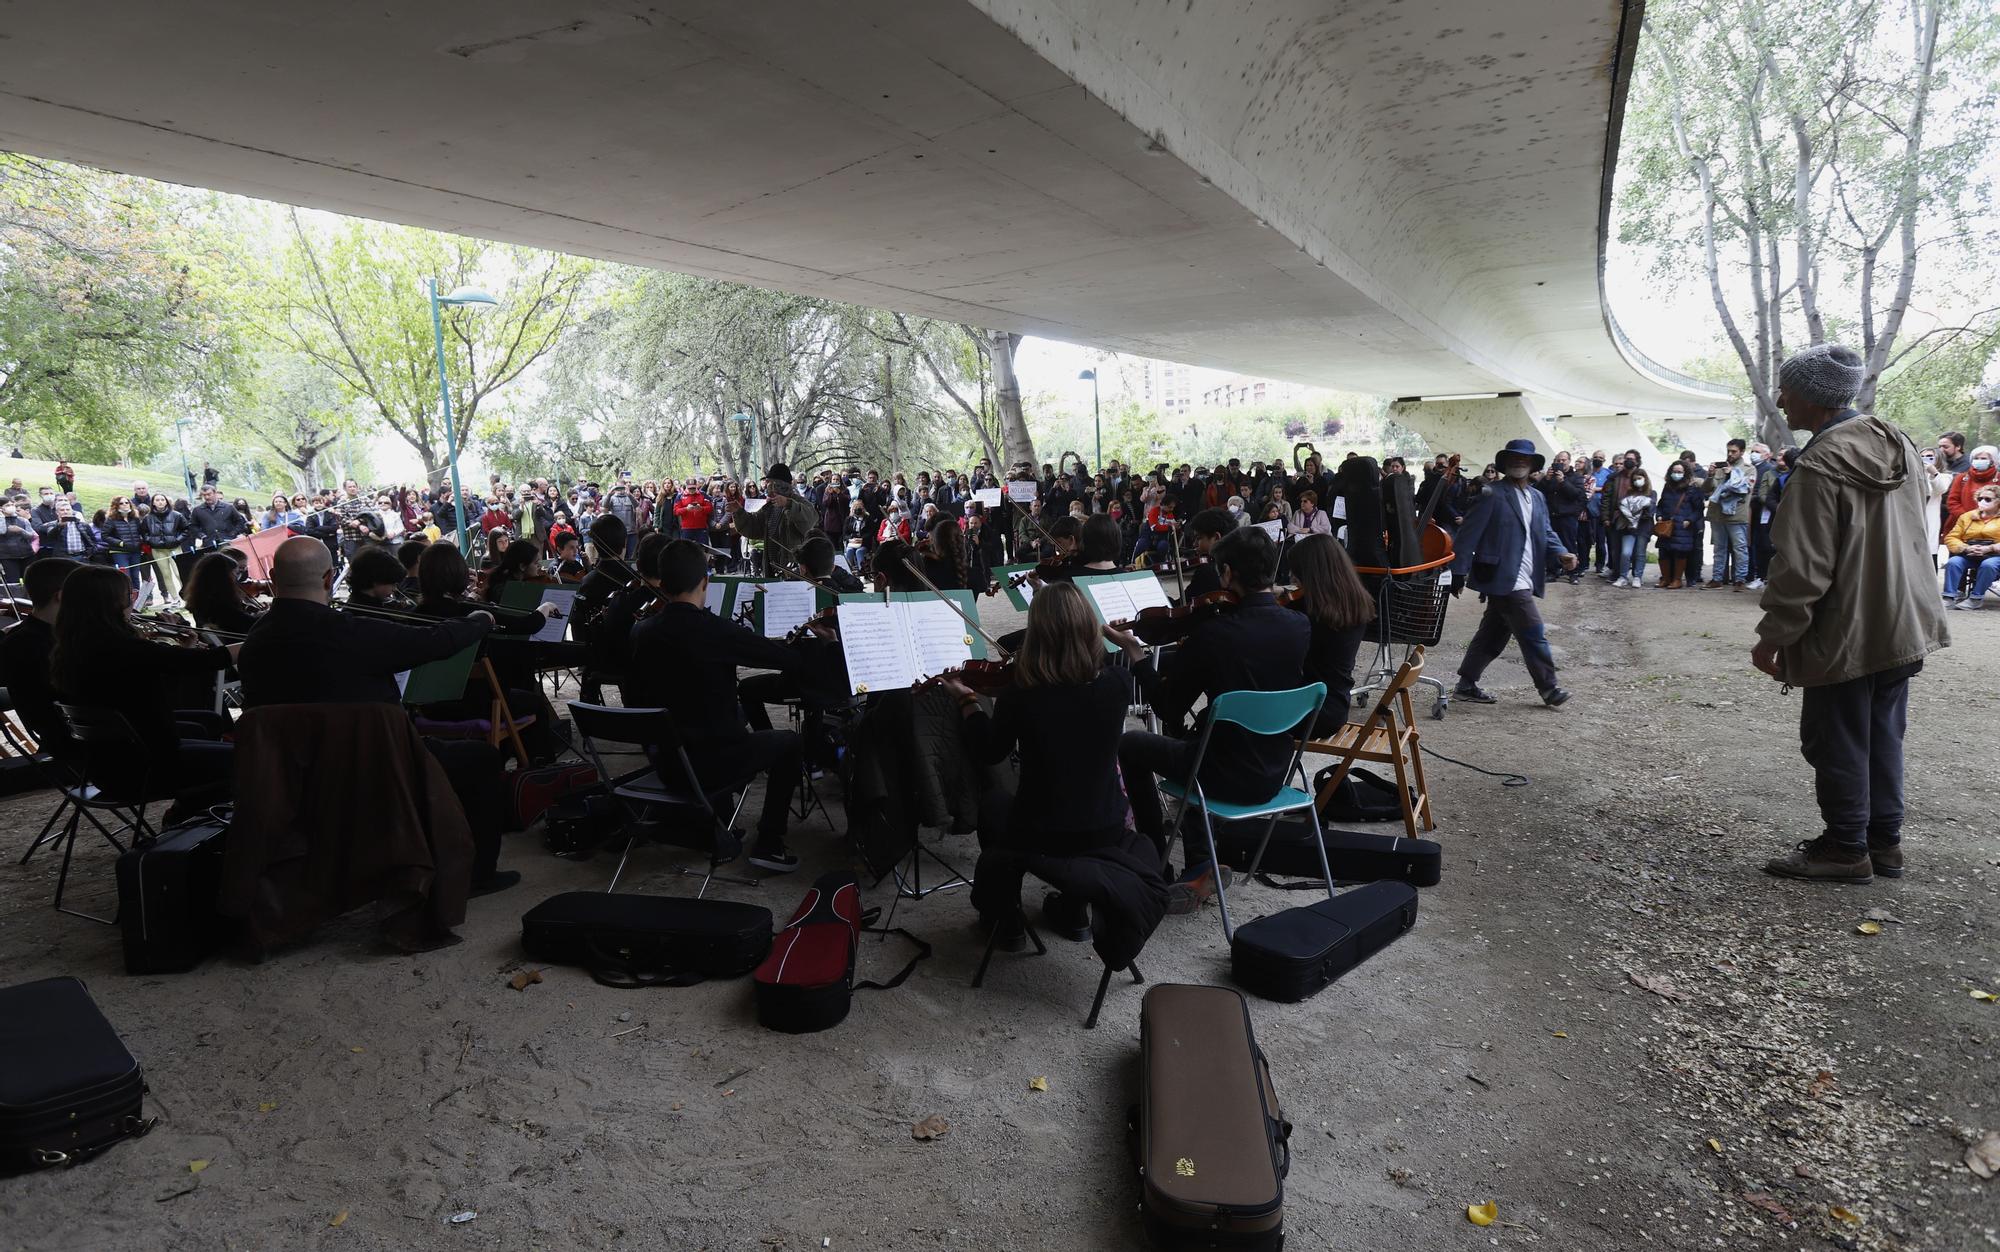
[1157,683,1336,940]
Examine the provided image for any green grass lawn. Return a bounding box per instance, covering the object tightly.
[1,457,250,514]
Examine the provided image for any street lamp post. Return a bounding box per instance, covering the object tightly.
[730,412,760,482]
[1078,368,1101,469]
[426,279,499,553]
[173,417,195,498]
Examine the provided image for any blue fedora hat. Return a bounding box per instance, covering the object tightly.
[1495,438,1545,471]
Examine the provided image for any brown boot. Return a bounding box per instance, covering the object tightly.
[1868,840,1905,879]
[1764,837,1873,884]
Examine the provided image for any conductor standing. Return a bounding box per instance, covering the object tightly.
[1753,344,1948,883]
[1448,438,1577,709]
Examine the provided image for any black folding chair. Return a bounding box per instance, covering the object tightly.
[566,702,755,898]
[47,702,172,924]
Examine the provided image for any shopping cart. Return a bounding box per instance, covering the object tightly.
[1353,546,1455,720]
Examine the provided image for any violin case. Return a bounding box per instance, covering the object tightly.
[1131,984,1289,1249]
[114,820,232,974]
[521,892,772,988]
[0,977,152,1171]
[1212,818,1440,888]
[752,870,929,1033]
[1229,882,1418,1004]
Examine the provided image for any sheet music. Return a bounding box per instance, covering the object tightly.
[1256,519,1284,542]
[394,670,411,696]
[759,580,817,639]
[739,496,767,514]
[703,581,728,616]
[1120,571,1172,613]
[905,599,974,677]
[530,587,576,643]
[1005,480,1038,503]
[1331,496,1348,520]
[835,603,915,693]
[972,487,1003,509]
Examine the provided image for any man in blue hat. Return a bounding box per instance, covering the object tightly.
[1448,437,1577,708]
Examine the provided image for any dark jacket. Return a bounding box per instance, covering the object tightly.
[0,514,33,560]
[144,508,190,552]
[191,501,249,548]
[1655,484,1707,554]
[100,515,144,555]
[627,600,800,743]
[962,668,1130,845]
[239,598,491,707]
[1451,483,1567,599]
[56,633,232,763]
[1133,591,1311,805]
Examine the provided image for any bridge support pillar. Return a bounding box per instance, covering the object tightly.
[1390,396,1552,465]
[1661,419,1732,465]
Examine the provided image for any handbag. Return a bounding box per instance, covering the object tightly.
[1652,519,1674,538]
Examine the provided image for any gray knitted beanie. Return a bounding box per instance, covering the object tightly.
[1778,343,1865,410]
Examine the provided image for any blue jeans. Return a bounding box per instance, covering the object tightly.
[680,528,709,547]
[112,551,143,590]
[1617,531,1649,580]
[1712,520,1749,583]
[1945,553,2000,599]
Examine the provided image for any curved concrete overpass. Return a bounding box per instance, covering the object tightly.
[0,0,1734,427]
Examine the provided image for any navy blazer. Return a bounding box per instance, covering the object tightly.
[1451,483,1568,598]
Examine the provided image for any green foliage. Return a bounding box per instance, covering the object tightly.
[1874,325,2000,445]
[0,156,242,461]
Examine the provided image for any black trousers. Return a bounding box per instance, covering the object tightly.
[968,788,1114,924]
[1117,731,1196,862]
[424,738,508,881]
[681,730,802,841]
[1799,662,1918,849]
[1456,590,1559,693]
[739,672,796,733]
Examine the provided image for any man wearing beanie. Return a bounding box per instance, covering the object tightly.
[729,462,821,575]
[1755,343,1948,883]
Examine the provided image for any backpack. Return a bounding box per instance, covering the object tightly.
[752,870,929,1033]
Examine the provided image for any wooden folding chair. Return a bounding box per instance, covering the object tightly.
[1299,645,1434,839]
[412,658,537,767]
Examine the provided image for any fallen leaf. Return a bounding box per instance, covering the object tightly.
[1551,1031,1569,1039]
[1829,1204,1862,1225]
[1740,1191,1796,1225]
[1862,907,1902,924]
[329,1210,348,1227]
[911,1114,950,1141]
[1971,989,1998,1004]
[1387,1166,1412,1186]
[1466,1201,1497,1227]
[1707,1138,1723,1154]
[1793,1163,1815,1179]
[1855,921,1883,936]
[670,1102,684,1112]
[1027,1076,1049,1092]
[1806,1069,1837,1099]
[188,1159,210,1174]
[508,968,544,992]
[257,1101,279,1114]
[1628,971,1687,1002]
[1967,1132,2000,1180]
[349,1046,365,1054]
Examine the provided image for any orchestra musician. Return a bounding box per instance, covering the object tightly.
[943,582,1152,949]
[183,552,265,637]
[1176,507,1238,603]
[236,536,520,896]
[50,564,241,825]
[0,557,81,758]
[800,534,864,596]
[1104,526,1309,912]
[344,547,411,610]
[412,543,567,763]
[627,539,807,874]
[1286,533,1373,734]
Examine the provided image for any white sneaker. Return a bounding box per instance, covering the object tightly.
[1747,578,1766,589]
[1613,576,1629,588]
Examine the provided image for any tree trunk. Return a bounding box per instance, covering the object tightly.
[987,330,1036,469]
[883,349,900,478]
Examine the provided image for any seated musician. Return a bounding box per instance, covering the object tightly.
[570,516,633,640]
[919,514,974,592]
[412,543,566,762]
[0,557,81,758]
[737,536,855,733]
[184,551,264,637]
[800,534,864,595]
[1177,507,1239,603]
[344,546,410,610]
[549,531,587,583]
[943,583,1143,948]
[1287,533,1372,734]
[867,539,928,594]
[997,514,1123,656]
[1105,527,1309,912]
[50,565,241,824]
[395,538,430,597]
[481,540,544,605]
[628,540,807,874]
[236,536,518,896]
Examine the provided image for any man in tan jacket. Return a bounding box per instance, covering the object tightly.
[1753,344,1949,883]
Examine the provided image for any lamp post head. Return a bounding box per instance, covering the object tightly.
[438,286,499,309]
[1078,368,1097,382]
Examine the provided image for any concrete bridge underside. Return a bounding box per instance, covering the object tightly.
[0,0,1737,428]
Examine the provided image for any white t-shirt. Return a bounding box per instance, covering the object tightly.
[1511,486,1536,592]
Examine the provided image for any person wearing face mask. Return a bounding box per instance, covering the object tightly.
[1747,443,1778,588]
[1541,465,1587,584]
[1941,444,1998,535]
[1654,463,1707,589]
[1596,450,1645,582]
[1703,438,1755,590]
[1753,343,1948,884]
[1608,469,1656,587]
[1942,485,2000,607]
[1584,452,1614,574]
[1448,439,1577,708]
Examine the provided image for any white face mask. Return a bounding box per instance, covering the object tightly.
[1228,504,1242,514]
[1976,457,1994,472]
[1749,451,1765,464]
[1668,472,1685,482]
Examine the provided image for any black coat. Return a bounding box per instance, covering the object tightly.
[190,502,248,548]
[144,508,190,552]
[239,598,491,707]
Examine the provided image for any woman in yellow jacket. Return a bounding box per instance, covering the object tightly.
[1943,484,2000,608]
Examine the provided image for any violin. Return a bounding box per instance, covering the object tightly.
[1007,552,1075,589]
[238,578,273,598]
[918,657,1016,696]
[1129,589,1242,645]
[784,606,841,645]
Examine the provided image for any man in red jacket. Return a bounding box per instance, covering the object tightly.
[674,483,715,546]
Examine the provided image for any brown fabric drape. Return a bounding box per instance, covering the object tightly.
[222,703,473,951]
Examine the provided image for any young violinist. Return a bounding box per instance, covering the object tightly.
[943,582,1154,947]
[1286,533,1373,734]
[412,543,567,762]
[50,564,241,824]
[343,546,410,610]
[184,552,264,637]
[628,539,808,873]
[1176,507,1239,603]
[1106,526,1310,912]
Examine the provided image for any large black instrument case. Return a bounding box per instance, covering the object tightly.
[1134,983,1289,1249]
[1220,820,1441,888]
[520,892,772,987]
[0,977,152,1171]
[115,821,231,974]
[1230,882,1418,1003]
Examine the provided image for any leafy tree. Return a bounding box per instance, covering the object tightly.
[267,211,591,488]
[1621,0,1999,446]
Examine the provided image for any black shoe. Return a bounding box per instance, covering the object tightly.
[469,869,522,898]
[1041,892,1092,943]
[1764,836,1873,884]
[981,913,1028,953]
[1867,840,1905,878]
[1452,683,1498,704]
[1540,686,1571,707]
[748,839,799,873]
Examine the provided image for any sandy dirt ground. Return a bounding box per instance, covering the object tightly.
[0,576,1994,1252]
